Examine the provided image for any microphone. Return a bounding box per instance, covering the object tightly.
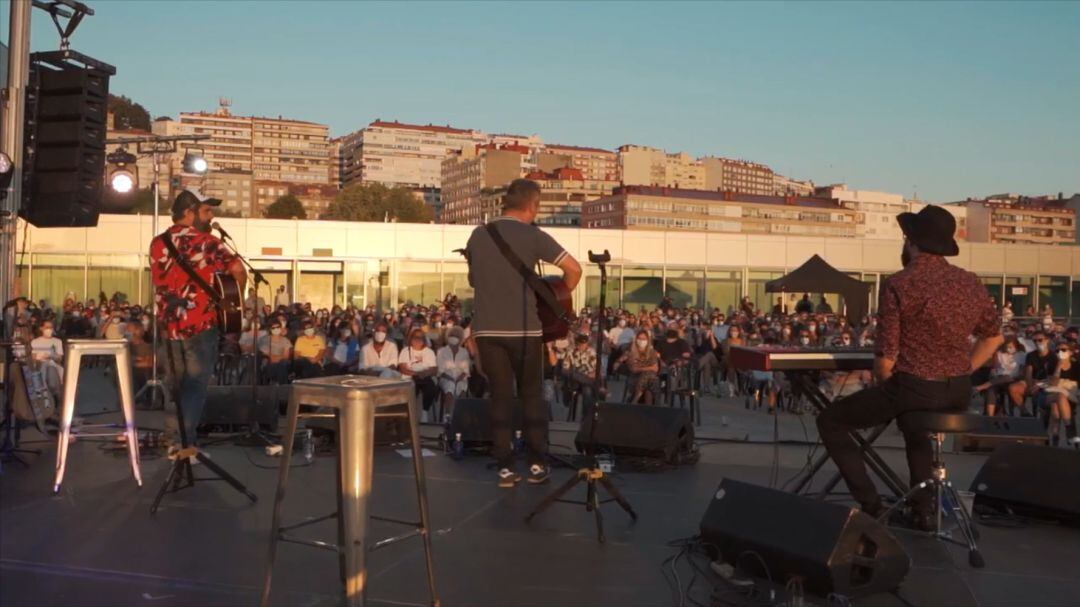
[211,221,233,241]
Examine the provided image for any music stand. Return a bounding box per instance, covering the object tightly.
[526,250,637,543]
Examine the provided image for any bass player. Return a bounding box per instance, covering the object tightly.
[465,178,582,487]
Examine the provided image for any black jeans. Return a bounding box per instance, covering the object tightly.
[476,336,546,469]
[816,372,970,514]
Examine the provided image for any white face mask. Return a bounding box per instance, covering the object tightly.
[141,318,150,329]
[800,337,811,345]
[447,337,461,346]
[1058,351,1071,361]
[304,328,315,337]
[340,330,351,338]
[1038,342,1049,352]
[636,339,648,349]
[42,328,54,338]
[617,320,626,328]
[112,317,121,324]
[374,331,387,343]
[433,321,441,329]
[841,338,851,346]
[271,328,282,336]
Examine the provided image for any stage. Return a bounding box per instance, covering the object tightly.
[2,379,1078,607]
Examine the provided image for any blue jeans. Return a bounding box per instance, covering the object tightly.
[160,328,219,446]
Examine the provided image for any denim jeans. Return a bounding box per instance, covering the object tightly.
[160,328,219,446]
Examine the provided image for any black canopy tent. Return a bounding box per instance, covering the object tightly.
[765,255,871,323]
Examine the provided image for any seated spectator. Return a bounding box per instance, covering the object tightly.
[659,325,693,392]
[29,319,64,402]
[1009,330,1056,418]
[562,333,599,405]
[435,326,470,421]
[399,329,439,421]
[292,319,326,379]
[126,321,156,407]
[262,322,292,384]
[974,338,1023,416]
[325,325,360,375]
[103,311,126,340]
[238,318,268,356]
[1046,343,1079,447]
[360,322,400,377]
[620,329,660,404]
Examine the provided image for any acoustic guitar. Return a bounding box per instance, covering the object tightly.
[537,276,575,342]
[212,273,244,335]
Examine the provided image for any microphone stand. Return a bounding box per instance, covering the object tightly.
[214,226,276,447]
[526,250,637,543]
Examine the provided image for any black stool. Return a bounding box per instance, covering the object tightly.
[881,410,985,568]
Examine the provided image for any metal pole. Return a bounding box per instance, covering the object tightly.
[2,0,32,310]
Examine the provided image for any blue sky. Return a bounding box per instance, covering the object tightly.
[20,0,1080,202]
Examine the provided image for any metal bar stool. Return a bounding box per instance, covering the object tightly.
[880,410,985,568]
[53,339,142,493]
[261,375,439,607]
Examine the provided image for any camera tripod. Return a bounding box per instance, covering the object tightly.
[526,250,637,542]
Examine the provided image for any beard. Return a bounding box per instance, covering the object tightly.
[193,217,212,233]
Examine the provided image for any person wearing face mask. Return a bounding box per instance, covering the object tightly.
[436,327,471,421]
[719,324,746,397]
[1046,343,1080,447]
[325,326,360,375]
[399,329,440,422]
[360,322,400,377]
[974,339,1023,417]
[817,205,1002,530]
[262,323,293,384]
[292,320,327,379]
[150,189,247,452]
[30,319,65,403]
[1008,331,1057,419]
[617,329,661,405]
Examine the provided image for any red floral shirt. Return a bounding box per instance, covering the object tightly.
[877,254,1000,380]
[150,225,236,340]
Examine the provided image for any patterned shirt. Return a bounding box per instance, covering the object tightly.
[150,225,236,340]
[877,254,999,380]
[563,346,598,377]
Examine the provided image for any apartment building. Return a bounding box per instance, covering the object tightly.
[701,157,775,195]
[354,120,487,189]
[773,174,814,197]
[582,186,858,237]
[539,143,619,182]
[475,167,618,227]
[440,145,525,224]
[619,145,706,189]
[952,194,1077,246]
[334,129,364,187]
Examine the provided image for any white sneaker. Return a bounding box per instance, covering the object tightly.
[420,409,430,424]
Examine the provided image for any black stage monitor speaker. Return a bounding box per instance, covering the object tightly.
[970,443,1080,524]
[700,479,910,598]
[21,63,109,227]
[574,402,694,463]
[449,397,521,447]
[201,385,283,428]
[953,416,1049,453]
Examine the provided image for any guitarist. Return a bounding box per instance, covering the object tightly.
[466,179,582,488]
[150,189,247,453]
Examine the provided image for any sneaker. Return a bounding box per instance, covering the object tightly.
[527,464,551,485]
[497,468,522,488]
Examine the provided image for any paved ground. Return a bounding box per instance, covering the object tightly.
[2,371,1078,607]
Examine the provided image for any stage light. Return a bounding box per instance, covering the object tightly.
[106,148,139,194]
[183,150,208,174]
[0,152,12,190]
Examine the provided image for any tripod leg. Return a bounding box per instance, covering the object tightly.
[591,479,605,543]
[150,459,182,515]
[598,475,638,521]
[198,453,257,502]
[526,471,583,522]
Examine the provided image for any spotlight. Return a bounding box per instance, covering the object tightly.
[0,152,12,190]
[106,148,139,194]
[183,150,208,174]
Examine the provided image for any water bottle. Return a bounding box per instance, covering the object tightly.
[302,429,315,463]
[443,417,453,451]
[452,432,464,460]
[512,430,525,456]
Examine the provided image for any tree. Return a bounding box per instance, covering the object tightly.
[108,94,151,130]
[264,194,307,219]
[323,183,433,223]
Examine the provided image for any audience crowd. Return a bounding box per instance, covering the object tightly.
[3,288,1077,447]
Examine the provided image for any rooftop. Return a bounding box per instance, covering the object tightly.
[612,185,845,210]
[545,143,616,155]
[369,119,477,135]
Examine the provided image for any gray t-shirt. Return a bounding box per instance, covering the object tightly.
[466,216,568,338]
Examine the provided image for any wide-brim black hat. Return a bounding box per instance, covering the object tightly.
[897,205,960,257]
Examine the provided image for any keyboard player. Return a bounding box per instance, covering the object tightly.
[815,206,1003,528]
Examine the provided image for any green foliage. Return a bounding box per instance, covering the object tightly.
[108,94,151,131]
[264,194,307,219]
[323,183,434,223]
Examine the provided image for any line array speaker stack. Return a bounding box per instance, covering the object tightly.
[21,60,110,227]
[970,443,1080,524]
[700,479,910,598]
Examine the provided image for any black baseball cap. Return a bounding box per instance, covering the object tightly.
[171,188,222,216]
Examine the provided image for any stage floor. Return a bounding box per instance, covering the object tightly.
[2,381,1079,607]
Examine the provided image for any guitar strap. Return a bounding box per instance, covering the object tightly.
[158,229,222,304]
[484,223,571,323]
